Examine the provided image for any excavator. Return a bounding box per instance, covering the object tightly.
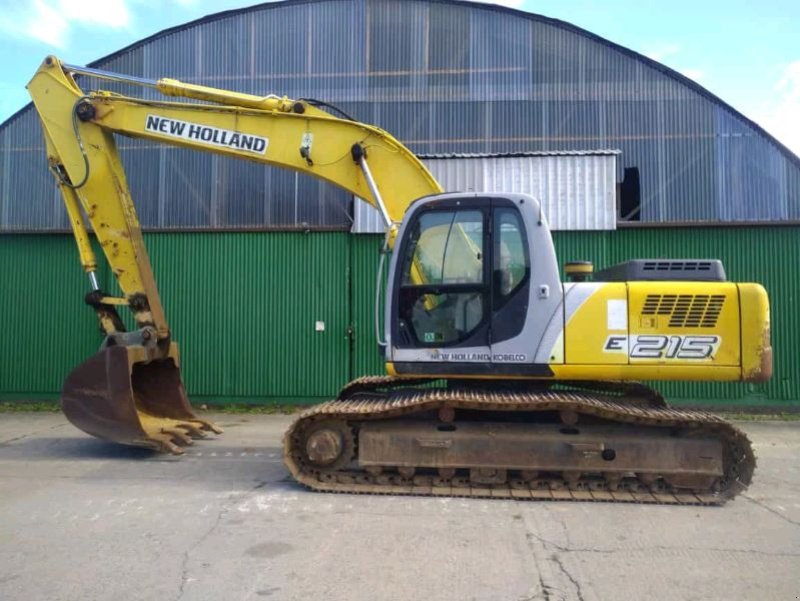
[27,56,771,504]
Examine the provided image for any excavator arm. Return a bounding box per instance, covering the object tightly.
[27,56,441,451]
[29,56,441,338]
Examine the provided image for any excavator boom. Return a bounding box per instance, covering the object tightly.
[27,56,441,451]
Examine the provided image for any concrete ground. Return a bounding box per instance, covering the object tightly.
[0,413,798,601]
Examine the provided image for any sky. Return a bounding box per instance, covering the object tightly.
[0,0,798,156]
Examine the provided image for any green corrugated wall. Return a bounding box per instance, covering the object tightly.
[145,233,351,402]
[1,226,798,405]
[0,236,100,396]
[1,232,351,404]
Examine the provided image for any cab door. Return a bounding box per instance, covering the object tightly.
[487,195,564,372]
[390,197,492,369]
[489,201,531,350]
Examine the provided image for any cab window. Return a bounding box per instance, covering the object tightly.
[402,210,483,286]
[399,209,486,345]
[494,207,528,306]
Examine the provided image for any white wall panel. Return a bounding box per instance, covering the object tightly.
[352,151,619,233]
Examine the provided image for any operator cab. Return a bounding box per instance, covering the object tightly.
[386,193,563,377]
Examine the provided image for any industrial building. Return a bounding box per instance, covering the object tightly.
[1,0,797,405]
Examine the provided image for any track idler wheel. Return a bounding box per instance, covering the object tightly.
[300,419,354,471]
[61,343,221,453]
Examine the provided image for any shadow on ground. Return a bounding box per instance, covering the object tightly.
[0,436,282,463]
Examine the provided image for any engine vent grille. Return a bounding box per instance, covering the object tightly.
[593,259,726,282]
[641,261,715,273]
[641,294,726,328]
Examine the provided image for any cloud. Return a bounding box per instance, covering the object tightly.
[748,60,800,157]
[676,68,705,83]
[640,42,704,83]
[0,0,131,48]
[642,42,681,63]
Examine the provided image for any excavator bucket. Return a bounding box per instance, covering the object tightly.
[61,345,221,453]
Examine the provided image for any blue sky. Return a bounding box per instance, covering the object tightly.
[1,0,798,155]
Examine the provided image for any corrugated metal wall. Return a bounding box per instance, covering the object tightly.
[0,236,100,397]
[1,0,798,232]
[353,152,619,233]
[143,232,351,401]
[1,227,798,404]
[1,232,352,403]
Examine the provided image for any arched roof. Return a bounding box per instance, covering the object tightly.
[1,0,797,229]
[3,0,796,168]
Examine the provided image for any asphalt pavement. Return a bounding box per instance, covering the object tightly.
[1,412,798,601]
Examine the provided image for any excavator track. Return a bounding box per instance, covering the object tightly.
[283,377,754,505]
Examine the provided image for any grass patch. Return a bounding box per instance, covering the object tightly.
[0,401,304,415]
[2,401,798,421]
[0,401,61,413]
[719,411,800,422]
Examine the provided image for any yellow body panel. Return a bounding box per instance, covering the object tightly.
[627,282,740,367]
[739,284,772,382]
[390,279,768,383]
[561,281,743,375]
[549,364,743,381]
[386,362,744,381]
[565,283,628,365]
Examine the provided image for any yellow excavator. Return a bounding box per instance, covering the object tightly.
[27,56,771,504]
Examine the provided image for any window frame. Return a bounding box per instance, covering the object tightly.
[492,206,531,311]
[392,196,531,350]
[395,201,491,348]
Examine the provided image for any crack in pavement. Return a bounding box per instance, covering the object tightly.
[522,530,585,601]
[537,572,555,601]
[521,513,573,601]
[742,494,800,527]
[523,512,798,601]
[527,531,574,554]
[550,553,585,601]
[174,479,267,601]
[546,507,573,549]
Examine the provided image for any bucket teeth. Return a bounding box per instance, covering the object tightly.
[171,421,206,439]
[162,427,194,446]
[148,432,186,455]
[60,345,223,453]
[203,421,224,435]
[185,418,224,435]
[138,414,222,454]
